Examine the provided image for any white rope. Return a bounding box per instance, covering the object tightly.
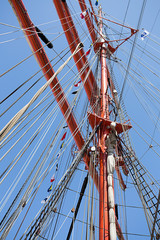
[0,26,99,238]
[0,51,96,207]
[119,59,160,105]
[52,209,71,239]
[0,54,99,228]
[0,16,87,78]
[119,61,160,128]
[0,13,88,45]
[0,43,83,142]
[0,106,60,211]
[1,46,98,162]
[0,9,82,33]
[1,49,98,182]
[1,27,97,145]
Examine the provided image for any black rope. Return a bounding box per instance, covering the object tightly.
[0,47,72,117]
[118,0,147,108]
[66,174,88,240]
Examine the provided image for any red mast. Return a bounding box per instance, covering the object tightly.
[87,4,132,240]
[98,5,110,240]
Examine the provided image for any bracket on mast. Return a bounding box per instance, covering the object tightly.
[87,112,132,135]
[93,11,138,55]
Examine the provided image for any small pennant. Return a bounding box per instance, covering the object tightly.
[95,0,98,6]
[47,185,52,192]
[86,49,91,56]
[61,132,67,141]
[50,174,55,182]
[80,10,88,19]
[141,29,149,40]
[60,142,64,149]
[41,197,48,204]
[74,80,81,87]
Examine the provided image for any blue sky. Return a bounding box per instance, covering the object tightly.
[1,0,160,239]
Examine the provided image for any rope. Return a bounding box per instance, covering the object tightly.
[118,0,147,107]
[0,44,71,107]
[89,158,95,240]
[19,125,99,240]
[0,49,97,207]
[117,60,160,131]
[0,50,99,189]
[53,210,71,240]
[86,175,91,240]
[0,70,99,236]
[0,14,87,78]
[0,44,90,146]
[0,43,83,141]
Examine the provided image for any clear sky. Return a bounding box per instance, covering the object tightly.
[1,0,160,239]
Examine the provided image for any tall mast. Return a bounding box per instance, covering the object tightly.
[98,5,110,240]
[98,5,118,239]
[88,5,132,239]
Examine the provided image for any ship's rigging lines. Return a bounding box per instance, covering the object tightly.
[117,133,160,234]
[1,0,160,239]
[21,125,99,240]
[0,47,100,237]
[106,61,160,237]
[1,125,100,240]
[0,10,91,78]
[0,50,99,167]
[0,42,85,141]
